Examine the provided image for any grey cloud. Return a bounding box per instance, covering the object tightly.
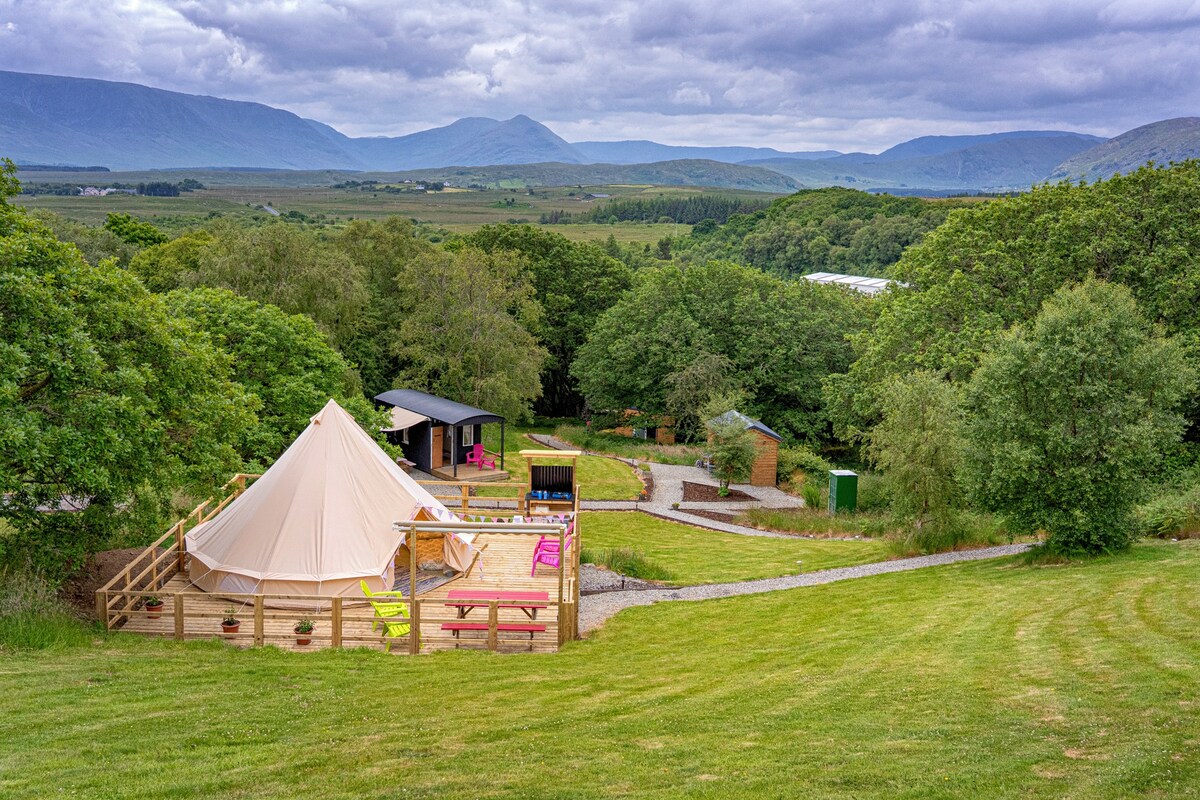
[1,0,1198,151]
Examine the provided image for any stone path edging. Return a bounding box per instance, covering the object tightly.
[578,543,1033,633]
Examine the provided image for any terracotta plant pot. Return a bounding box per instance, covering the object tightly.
[294,628,313,646]
[145,603,164,619]
[221,621,240,634]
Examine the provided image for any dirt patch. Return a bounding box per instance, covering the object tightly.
[60,547,166,615]
[684,509,739,523]
[682,481,756,502]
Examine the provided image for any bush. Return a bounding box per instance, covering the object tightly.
[777,445,832,485]
[580,547,675,581]
[855,473,893,513]
[0,568,93,651]
[1135,483,1200,539]
[884,513,1009,558]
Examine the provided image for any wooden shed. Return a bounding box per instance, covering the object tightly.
[708,410,782,487]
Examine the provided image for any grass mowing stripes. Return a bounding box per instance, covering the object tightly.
[2,541,1198,798]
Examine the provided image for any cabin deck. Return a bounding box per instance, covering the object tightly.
[429,463,510,482]
[115,532,568,654]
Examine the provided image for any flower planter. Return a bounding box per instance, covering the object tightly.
[221,621,240,634]
[144,602,164,620]
[294,627,313,646]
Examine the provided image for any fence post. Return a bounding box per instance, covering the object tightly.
[487,601,498,651]
[461,484,469,513]
[331,597,342,647]
[174,594,184,641]
[175,523,186,574]
[409,526,420,655]
[254,596,264,646]
[95,591,106,627]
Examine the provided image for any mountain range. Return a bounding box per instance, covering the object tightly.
[2,70,1198,192]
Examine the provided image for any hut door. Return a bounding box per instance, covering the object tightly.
[430,425,444,469]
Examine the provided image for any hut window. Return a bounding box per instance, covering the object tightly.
[461,425,474,446]
[401,427,410,445]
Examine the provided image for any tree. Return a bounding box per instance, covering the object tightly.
[0,168,252,577]
[128,230,215,293]
[463,225,632,416]
[664,352,739,442]
[867,371,964,531]
[103,212,168,247]
[390,247,548,422]
[334,218,434,394]
[25,208,137,268]
[188,221,369,352]
[962,278,1193,554]
[164,288,359,466]
[702,393,758,495]
[573,260,868,443]
[828,161,1200,439]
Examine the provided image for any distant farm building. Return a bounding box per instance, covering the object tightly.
[803,272,896,295]
[613,408,676,445]
[708,410,782,487]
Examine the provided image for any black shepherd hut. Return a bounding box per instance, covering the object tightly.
[374,389,506,479]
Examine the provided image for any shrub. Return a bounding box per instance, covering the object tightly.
[1135,483,1200,539]
[776,445,832,485]
[854,473,893,513]
[580,547,675,581]
[0,568,93,651]
[884,513,1010,558]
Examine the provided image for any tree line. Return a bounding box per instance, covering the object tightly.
[540,194,770,226]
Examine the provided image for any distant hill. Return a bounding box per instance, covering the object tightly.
[748,132,1105,192]
[0,71,586,171]
[1049,117,1200,182]
[572,140,839,165]
[0,70,364,171]
[371,159,802,193]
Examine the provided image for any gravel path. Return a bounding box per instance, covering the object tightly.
[579,543,1033,633]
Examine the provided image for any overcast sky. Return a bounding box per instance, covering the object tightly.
[2,0,1198,153]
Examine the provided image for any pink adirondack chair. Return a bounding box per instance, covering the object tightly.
[465,443,496,470]
[531,522,575,576]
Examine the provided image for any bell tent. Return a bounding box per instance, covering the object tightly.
[186,399,471,604]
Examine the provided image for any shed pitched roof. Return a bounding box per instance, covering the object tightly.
[374,389,504,426]
[803,272,896,295]
[708,410,783,441]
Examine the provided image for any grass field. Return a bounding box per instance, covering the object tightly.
[11,181,761,244]
[581,511,887,584]
[3,540,1198,798]
[478,430,644,502]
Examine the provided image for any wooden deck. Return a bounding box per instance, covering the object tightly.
[429,463,509,482]
[116,532,567,654]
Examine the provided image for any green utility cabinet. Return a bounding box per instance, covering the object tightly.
[828,470,858,513]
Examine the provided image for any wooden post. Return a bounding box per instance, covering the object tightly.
[409,525,420,655]
[175,522,186,574]
[331,597,342,648]
[95,591,106,627]
[173,594,184,641]
[253,595,264,646]
[487,601,498,651]
[461,484,469,513]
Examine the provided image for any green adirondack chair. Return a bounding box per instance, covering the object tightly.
[360,580,411,651]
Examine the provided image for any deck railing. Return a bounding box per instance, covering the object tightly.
[95,487,581,652]
[94,473,261,629]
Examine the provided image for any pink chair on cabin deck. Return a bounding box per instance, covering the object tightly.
[465,443,497,470]
[531,521,575,576]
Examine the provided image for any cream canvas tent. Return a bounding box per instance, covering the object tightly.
[186,399,476,606]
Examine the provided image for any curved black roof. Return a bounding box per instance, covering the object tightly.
[374,389,504,426]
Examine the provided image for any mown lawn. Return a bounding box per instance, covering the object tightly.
[478,430,644,502]
[4,542,1195,796]
[5,541,1198,798]
[581,511,887,584]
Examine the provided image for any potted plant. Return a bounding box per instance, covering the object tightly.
[221,607,240,634]
[143,595,164,619]
[294,616,315,646]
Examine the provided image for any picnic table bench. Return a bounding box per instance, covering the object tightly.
[443,589,550,620]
